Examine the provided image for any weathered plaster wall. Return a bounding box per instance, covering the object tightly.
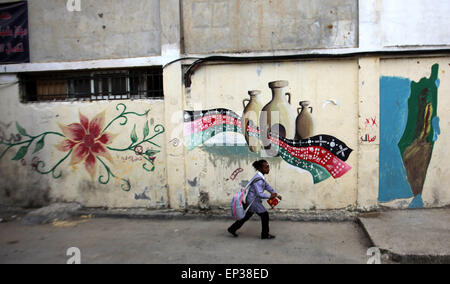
[182,57,450,211]
[0,0,449,211]
[0,0,162,62]
[357,57,380,210]
[184,60,359,210]
[182,0,357,54]
[0,57,449,211]
[379,0,450,48]
[359,0,450,50]
[0,0,448,68]
[379,57,449,209]
[0,80,168,208]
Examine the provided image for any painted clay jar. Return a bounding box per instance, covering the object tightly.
[242,90,263,152]
[295,101,314,139]
[259,80,296,156]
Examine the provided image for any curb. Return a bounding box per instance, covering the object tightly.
[72,208,359,223]
[3,205,448,264]
[356,217,450,264]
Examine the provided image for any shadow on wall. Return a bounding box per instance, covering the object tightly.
[197,144,282,169]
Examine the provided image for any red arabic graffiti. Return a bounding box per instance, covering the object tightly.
[364,116,378,129]
[361,134,377,143]
[0,1,29,63]
[0,42,24,55]
[361,116,378,143]
[0,12,11,20]
[0,26,27,38]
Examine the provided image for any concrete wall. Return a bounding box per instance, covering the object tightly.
[0,0,449,211]
[1,57,447,211]
[360,0,450,50]
[0,0,162,62]
[182,0,357,54]
[0,81,168,208]
[184,60,359,210]
[0,0,448,65]
[378,57,449,209]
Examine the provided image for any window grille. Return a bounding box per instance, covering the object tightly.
[19,67,164,102]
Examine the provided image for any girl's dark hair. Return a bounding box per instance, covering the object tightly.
[252,160,268,171]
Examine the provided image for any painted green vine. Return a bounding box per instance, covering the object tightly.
[0,103,165,192]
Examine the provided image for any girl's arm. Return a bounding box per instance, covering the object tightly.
[254,180,271,199]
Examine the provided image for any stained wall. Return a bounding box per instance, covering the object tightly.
[0,80,168,208]
[182,0,357,54]
[0,0,162,62]
[378,57,450,209]
[0,0,449,211]
[184,60,359,210]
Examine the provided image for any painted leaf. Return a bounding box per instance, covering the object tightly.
[143,121,149,139]
[12,146,28,161]
[145,149,160,157]
[33,136,45,154]
[16,122,28,136]
[130,124,138,144]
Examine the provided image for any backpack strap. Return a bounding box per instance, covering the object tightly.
[243,177,264,214]
[243,177,263,192]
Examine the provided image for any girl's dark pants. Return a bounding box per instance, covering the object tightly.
[229,210,270,238]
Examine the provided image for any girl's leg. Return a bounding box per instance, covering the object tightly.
[257,211,270,238]
[228,211,254,236]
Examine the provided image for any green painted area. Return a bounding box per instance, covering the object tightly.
[274,142,331,184]
[396,64,440,198]
[398,64,439,156]
[185,125,242,151]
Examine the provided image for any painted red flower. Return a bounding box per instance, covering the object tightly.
[56,111,117,179]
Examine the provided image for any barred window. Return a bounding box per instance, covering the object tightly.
[19,67,163,102]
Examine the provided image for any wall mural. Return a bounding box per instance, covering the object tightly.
[0,103,165,192]
[184,80,353,184]
[380,64,440,208]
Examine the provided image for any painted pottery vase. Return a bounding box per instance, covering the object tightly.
[242,90,263,152]
[260,80,296,156]
[295,101,314,139]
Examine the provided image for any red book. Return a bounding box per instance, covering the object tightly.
[267,197,280,209]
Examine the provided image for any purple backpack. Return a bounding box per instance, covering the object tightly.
[230,177,262,220]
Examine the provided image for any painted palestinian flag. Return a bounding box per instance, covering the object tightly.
[268,133,352,183]
[272,133,353,161]
[184,108,243,150]
[183,108,353,184]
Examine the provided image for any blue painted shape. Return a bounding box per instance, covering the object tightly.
[432,116,441,142]
[435,78,440,88]
[409,194,424,208]
[256,65,263,77]
[379,76,414,202]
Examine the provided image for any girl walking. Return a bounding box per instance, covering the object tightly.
[227,160,282,239]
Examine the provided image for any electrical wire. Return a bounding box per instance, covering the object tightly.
[182,48,450,87]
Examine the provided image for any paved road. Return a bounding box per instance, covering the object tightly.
[0,216,374,264]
